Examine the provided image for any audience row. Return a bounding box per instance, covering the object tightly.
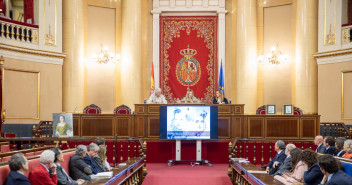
[5,138,109,185]
[266,136,352,185]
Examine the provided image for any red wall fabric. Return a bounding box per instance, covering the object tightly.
[160,16,218,103]
[24,0,34,24]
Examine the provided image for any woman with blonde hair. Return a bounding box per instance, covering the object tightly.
[94,145,112,171]
[181,89,199,102]
[212,90,228,104]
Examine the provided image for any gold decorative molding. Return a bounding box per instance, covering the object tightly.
[0,43,66,59]
[342,71,352,120]
[314,48,352,59]
[44,0,57,46]
[323,0,336,46]
[325,24,335,45]
[3,68,40,119]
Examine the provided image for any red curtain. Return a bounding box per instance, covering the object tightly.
[0,65,2,137]
[24,0,34,24]
[160,16,218,103]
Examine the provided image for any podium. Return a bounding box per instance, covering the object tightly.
[167,140,212,167]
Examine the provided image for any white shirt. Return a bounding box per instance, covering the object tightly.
[147,94,167,104]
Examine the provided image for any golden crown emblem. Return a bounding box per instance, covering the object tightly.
[180,45,197,60]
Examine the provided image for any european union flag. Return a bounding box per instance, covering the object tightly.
[218,60,224,96]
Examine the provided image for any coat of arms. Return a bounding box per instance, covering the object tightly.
[176,45,201,88]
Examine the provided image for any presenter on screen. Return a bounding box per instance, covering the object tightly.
[212,90,228,104]
[147,87,168,104]
[181,89,199,103]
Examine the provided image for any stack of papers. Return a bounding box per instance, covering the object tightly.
[90,172,113,179]
[118,163,127,166]
[239,159,250,163]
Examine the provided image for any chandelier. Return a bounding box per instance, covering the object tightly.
[257,44,288,64]
[92,45,119,64]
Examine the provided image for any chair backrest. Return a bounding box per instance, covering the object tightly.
[83,104,102,114]
[293,106,303,115]
[341,161,352,178]
[4,133,16,138]
[114,104,131,114]
[256,105,266,115]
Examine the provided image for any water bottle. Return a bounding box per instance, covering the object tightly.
[144,99,146,104]
[229,99,231,104]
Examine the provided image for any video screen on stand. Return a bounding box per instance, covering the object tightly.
[160,106,218,139]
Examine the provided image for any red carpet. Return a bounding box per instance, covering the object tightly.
[142,163,232,185]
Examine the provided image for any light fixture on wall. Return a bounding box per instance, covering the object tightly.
[92,44,120,64]
[257,44,288,64]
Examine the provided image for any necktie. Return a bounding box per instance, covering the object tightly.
[60,165,73,182]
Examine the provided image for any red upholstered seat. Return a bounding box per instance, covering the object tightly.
[114,104,131,114]
[293,107,303,115]
[1,145,10,152]
[2,156,11,161]
[83,104,102,114]
[25,152,35,157]
[256,105,266,115]
[4,133,16,138]
[61,151,75,174]
[0,165,11,185]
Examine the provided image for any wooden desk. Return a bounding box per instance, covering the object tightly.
[230,159,283,185]
[69,104,320,139]
[86,157,145,185]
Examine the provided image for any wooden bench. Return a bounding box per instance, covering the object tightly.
[0,146,54,162]
[0,149,75,185]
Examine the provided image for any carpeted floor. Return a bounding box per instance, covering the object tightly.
[142,163,233,185]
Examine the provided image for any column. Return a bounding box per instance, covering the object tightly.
[151,11,160,88]
[121,0,142,109]
[218,11,226,87]
[295,0,318,114]
[236,0,258,114]
[62,0,85,112]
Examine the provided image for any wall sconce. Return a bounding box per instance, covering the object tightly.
[92,45,119,64]
[258,44,288,65]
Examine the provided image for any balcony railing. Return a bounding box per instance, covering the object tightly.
[342,24,352,45]
[0,17,38,44]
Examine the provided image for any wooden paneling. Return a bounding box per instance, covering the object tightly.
[248,117,264,138]
[218,105,231,114]
[232,116,243,138]
[148,116,160,137]
[147,105,160,114]
[135,116,145,137]
[265,118,299,138]
[301,118,317,138]
[218,116,231,138]
[135,105,145,114]
[81,117,114,137]
[115,116,131,137]
[73,116,80,136]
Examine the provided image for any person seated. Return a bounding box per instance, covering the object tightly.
[342,139,352,159]
[212,90,228,104]
[335,137,346,157]
[51,147,85,185]
[318,154,352,185]
[95,145,111,171]
[69,145,92,181]
[95,138,112,169]
[266,140,287,175]
[273,148,303,185]
[147,87,167,104]
[181,89,199,103]
[29,150,58,185]
[272,144,296,176]
[314,135,326,153]
[303,149,324,185]
[83,143,105,174]
[323,136,337,155]
[5,153,30,185]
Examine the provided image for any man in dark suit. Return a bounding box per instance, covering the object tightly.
[83,143,103,174]
[318,154,352,185]
[266,140,287,175]
[5,153,30,185]
[324,136,337,156]
[51,147,85,185]
[29,150,58,185]
[314,135,326,153]
[272,144,296,176]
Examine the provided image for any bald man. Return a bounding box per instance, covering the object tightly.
[314,135,326,153]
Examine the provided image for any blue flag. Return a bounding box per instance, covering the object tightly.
[218,60,224,96]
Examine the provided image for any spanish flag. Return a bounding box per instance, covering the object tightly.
[151,62,155,95]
